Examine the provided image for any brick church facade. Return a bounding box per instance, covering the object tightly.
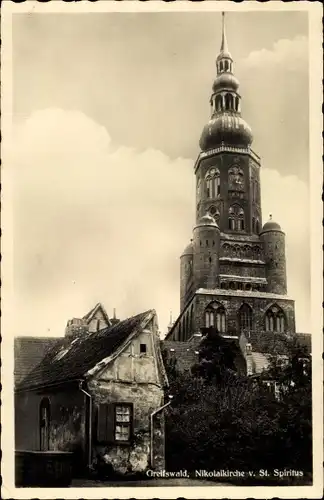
[164,13,310,373]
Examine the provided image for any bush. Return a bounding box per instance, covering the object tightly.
[164,333,312,484]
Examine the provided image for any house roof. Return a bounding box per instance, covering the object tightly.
[246,331,311,356]
[16,310,154,391]
[163,340,199,372]
[82,302,111,326]
[14,337,61,386]
[295,333,312,353]
[163,333,246,374]
[246,331,290,354]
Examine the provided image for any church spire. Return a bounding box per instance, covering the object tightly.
[199,11,253,151]
[217,12,232,64]
[220,12,229,54]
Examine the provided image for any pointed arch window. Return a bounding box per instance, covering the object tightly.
[205,168,220,199]
[229,166,244,191]
[39,397,51,451]
[205,303,226,333]
[265,305,286,333]
[239,303,253,332]
[228,204,245,232]
[208,205,220,223]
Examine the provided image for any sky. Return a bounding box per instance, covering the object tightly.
[11,10,310,337]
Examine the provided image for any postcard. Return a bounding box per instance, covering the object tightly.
[1,1,323,498]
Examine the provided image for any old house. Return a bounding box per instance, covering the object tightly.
[15,308,168,479]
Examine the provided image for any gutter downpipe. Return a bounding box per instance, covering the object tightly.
[150,400,172,469]
[79,381,92,470]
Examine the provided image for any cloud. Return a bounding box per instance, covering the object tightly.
[237,35,309,185]
[243,35,308,72]
[11,109,309,337]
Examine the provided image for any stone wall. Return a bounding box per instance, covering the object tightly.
[166,290,295,341]
[194,292,296,336]
[88,380,165,474]
[15,384,86,470]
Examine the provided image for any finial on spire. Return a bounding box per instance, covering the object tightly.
[169,310,173,324]
[269,214,272,220]
[220,11,229,54]
[113,308,116,319]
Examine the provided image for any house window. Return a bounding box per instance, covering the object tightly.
[228,204,245,232]
[97,403,133,443]
[115,405,132,442]
[205,303,226,332]
[140,343,147,354]
[239,303,253,332]
[265,305,286,333]
[205,168,220,199]
[39,397,51,451]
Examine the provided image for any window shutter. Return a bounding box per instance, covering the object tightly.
[106,403,115,443]
[97,404,108,442]
[97,403,116,443]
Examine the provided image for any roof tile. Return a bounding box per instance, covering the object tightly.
[16,310,153,391]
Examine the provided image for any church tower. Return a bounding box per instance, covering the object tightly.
[168,13,295,343]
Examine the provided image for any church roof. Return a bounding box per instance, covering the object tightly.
[16,310,155,391]
[246,331,311,356]
[261,219,282,233]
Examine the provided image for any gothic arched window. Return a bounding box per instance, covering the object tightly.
[208,205,220,223]
[229,166,244,191]
[39,397,51,451]
[265,305,286,333]
[224,60,229,71]
[228,204,245,232]
[204,303,226,332]
[255,219,260,234]
[205,168,220,199]
[252,217,255,233]
[235,96,239,111]
[239,303,253,332]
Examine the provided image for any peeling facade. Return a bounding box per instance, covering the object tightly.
[15,308,168,477]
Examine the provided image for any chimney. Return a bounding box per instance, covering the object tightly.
[110,308,120,326]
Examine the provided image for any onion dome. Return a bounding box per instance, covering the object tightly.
[212,73,239,93]
[199,12,253,152]
[261,215,283,233]
[181,241,194,257]
[195,213,219,229]
[200,115,253,151]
